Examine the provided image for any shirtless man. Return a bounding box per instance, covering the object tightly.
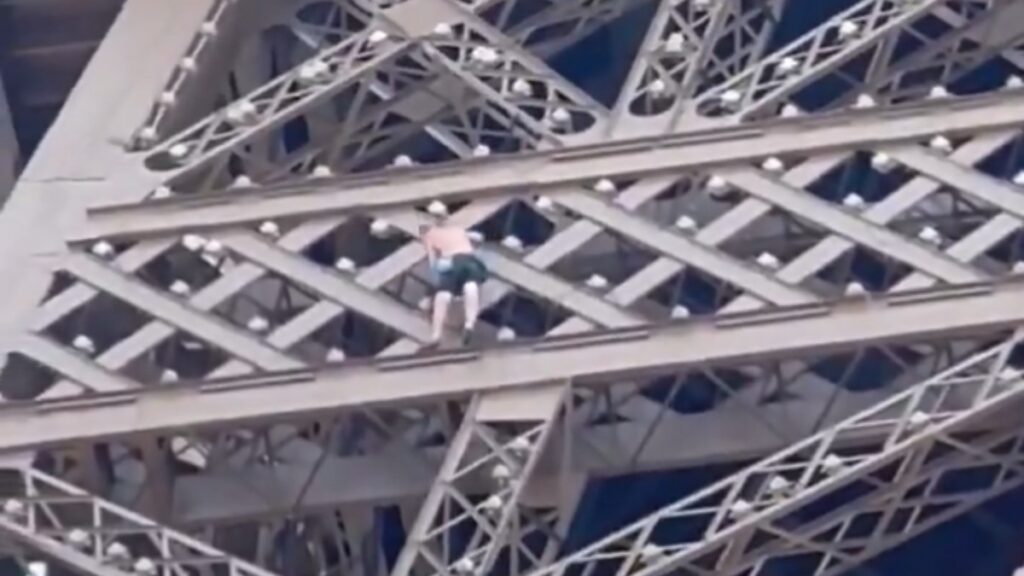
[420,219,489,346]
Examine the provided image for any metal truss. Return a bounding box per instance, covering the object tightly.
[420,16,607,142]
[137,0,626,195]
[145,25,415,187]
[5,278,1024,451]
[0,467,276,576]
[127,0,1022,197]
[10,90,1024,450]
[850,1,1024,106]
[612,0,783,132]
[688,0,1006,124]
[393,384,567,576]
[6,0,1024,574]
[79,89,1024,233]
[527,332,1024,576]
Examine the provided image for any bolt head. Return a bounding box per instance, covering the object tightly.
[593,178,617,193]
[854,94,876,109]
[720,89,741,106]
[334,257,356,272]
[247,316,270,333]
[501,235,524,252]
[258,220,280,237]
[671,305,691,319]
[168,143,190,160]
[838,20,860,39]
[664,32,685,53]
[511,78,533,97]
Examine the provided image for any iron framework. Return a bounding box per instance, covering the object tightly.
[3,0,1024,574]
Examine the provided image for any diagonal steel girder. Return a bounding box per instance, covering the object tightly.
[0,467,281,576]
[720,131,1021,313]
[518,333,1024,576]
[34,84,999,412]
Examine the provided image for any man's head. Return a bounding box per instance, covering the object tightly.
[420,214,449,237]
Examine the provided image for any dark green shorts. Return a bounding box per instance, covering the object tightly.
[437,254,488,295]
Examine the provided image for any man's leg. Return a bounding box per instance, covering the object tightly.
[462,281,480,333]
[430,291,453,344]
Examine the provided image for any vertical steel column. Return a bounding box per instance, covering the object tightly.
[392,383,568,576]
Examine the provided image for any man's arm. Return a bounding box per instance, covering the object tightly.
[421,231,437,268]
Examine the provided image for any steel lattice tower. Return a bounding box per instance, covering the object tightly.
[3,0,1024,575]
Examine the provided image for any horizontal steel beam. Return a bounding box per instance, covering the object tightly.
[78,92,1024,240]
[170,382,904,524]
[1,280,1022,452]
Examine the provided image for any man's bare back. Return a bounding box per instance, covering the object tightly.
[422,225,474,258]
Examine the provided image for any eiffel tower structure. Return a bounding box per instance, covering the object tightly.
[4,0,1024,574]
